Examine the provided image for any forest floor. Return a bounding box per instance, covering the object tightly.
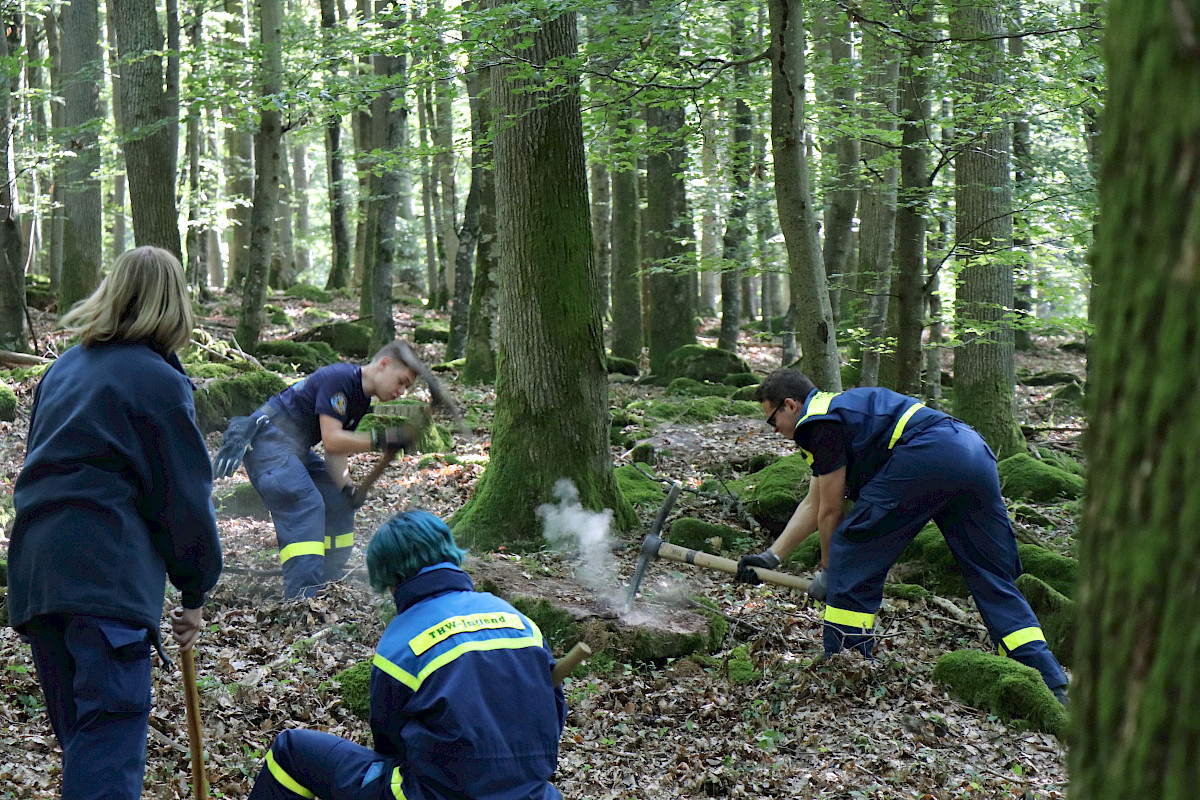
[0,293,1087,799]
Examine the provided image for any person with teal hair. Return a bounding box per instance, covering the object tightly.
[247,511,567,800]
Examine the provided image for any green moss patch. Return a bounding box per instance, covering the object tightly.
[1036,447,1085,477]
[665,377,736,398]
[722,372,759,387]
[508,596,581,655]
[932,650,1067,737]
[894,526,969,597]
[721,452,810,533]
[193,370,290,434]
[284,283,333,303]
[998,453,1085,502]
[669,518,739,555]
[784,531,823,571]
[627,396,761,424]
[883,582,931,601]
[0,383,16,422]
[659,344,751,383]
[214,483,269,520]
[256,340,337,374]
[295,321,372,359]
[359,405,448,453]
[414,323,450,344]
[614,464,667,508]
[725,645,763,685]
[1017,544,1077,598]
[332,661,372,720]
[607,356,639,376]
[1016,574,1075,667]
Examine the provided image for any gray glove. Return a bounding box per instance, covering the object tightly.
[370,424,419,452]
[213,415,268,478]
[736,549,780,584]
[808,569,828,601]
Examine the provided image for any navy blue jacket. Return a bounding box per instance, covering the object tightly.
[268,363,371,449]
[9,341,223,633]
[370,565,566,800]
[794,387,947,500]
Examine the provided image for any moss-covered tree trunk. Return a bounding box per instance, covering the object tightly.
[948,0,1023,457]
[609,158,642,362]
[0,11,23,354]
[1070,1,1200,796]
[452,3,635,549]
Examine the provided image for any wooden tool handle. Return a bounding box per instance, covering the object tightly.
[181,649,209,799]
[551,642,593,684]
[352,448,402,506]
[656,542,812,592]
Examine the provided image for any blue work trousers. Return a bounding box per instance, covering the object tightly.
[823,420,1067,690]
[249,729,409,800]
[24,614,154,800]
[244,425,356,598]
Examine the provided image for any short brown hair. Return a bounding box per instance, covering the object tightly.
[60,246,194,354]
[754,369,817,405]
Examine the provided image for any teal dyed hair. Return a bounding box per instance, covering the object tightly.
[366,510,467,593]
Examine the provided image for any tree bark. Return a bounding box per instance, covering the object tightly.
[452,3,634,549]
[0,10,25,353]
[609,159,642,362]
[769,0,840,388]
[949,0,1023,457]
[447,71,484,361]
[109,0,180,257]
[103,9,126,258]
[463,61,499,384]
[718,7,751,353]
[234,0,284,352]
[183,1,208,293]
[319,0,351,290]
[1072,1,1200,796]
[292,144,311,277]
[222,0,253,286]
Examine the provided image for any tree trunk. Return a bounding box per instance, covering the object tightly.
[222,0,253,286]
[698,108,722,316]
[103,9,126,258]
[949,0,1023,457]
[292,144,311,277]
[319,0,351,290]
[234,0,284,353]
[418,87,441,306]
[57,0,103,310]
[0,10,25,353]
[452,3,634,549]
[769,0,840,388]
[447,71,483,361]
[44,12,64,288]
[1072,2,1200,796]
[717,8,751,353]
[271,153,297,289]
[463,63,499,384]
[1009,20,1035,352]
[184,2,208,293]
[433,54,457,308]
[609,159,642,362]
[644,103,695,375]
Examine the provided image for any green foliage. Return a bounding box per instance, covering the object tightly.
[998,453,1085,501]
[932,650,1067,738]
[284,283,333,303]
[0,383,15,422]
[668,518,738,555]
[193,370,290,435]
[1016,574,1075,666]
[614,465,666,508]
[256,340,338,374]
[333,661,372,721]
[659,345,751,383]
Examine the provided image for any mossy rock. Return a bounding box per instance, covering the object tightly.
[1051,382,1084,404]
[193,370,290,435]
[932,650,1067,737]
[333,660,372,721]
[1016,574,1075,667]
[0,383,16,422]
[883,582,931,601]
[1059,340,1087,355]
[784,531,823,571]
[187,363,239,380]
[629,442,658,465]
[509,596,581,655]
[284,283,333,303]
[725,645,763,685]
[665,377,736,398]
[721,453,810,533]
[743,452,779,474]
[214,482,269,520]
[1020,371,1081,387]
[264,304,291,326]
[359,406,448,453]
[894,525,970,597]
[659,345,752,383]
[1010,503,1055,528]
[1036,448,1085,477]
[256,340,338,374]
[998,453,1085,502]
[304,307,335,320]
[722,372,759,387]
[614,464,667,508]
[431,358,465,373]
[1017,544,1076,598]
[731,384,758,402]
[607,356,639,376]
[413,323,450,344]
[669,518,739,555]
[627,396,761,424]
[25,273,55,311]
[294,321,372,359]
[611,425,652,450]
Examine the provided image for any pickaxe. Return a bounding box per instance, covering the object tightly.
[625,482,811,608]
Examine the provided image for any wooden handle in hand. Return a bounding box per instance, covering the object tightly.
[181,648,209,799]
[551,642,592,684]
[656,542,812,592]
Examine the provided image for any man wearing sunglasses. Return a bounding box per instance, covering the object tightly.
[738,368,1068,704]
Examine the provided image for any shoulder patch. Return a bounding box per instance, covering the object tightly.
[330,393,348,415]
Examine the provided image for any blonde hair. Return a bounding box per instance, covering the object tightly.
[60,246,194,354]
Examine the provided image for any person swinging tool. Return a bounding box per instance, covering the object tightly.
[246,510,567,800]
[213,340,427,598]
[737,369,1069,705]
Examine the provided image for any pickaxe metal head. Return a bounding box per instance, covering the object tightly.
[625,482,681,610]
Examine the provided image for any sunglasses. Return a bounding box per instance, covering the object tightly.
[766,402,784,430]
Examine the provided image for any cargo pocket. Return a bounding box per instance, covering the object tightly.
[72,620,153,718]
[840,491,901,543]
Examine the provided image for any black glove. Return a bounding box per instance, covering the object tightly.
[370,424,418,452]
[213,415,268,478]
[736,549,780,584]
[808,569,828,601]
[340,484,365,510]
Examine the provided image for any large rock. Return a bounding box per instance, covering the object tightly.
[660,345,751,383]
[720,452,810,534]
[933,650,1067,738]
[1016,574,1075,666]
[193,370,290,434]
[998,453,1085,501]
[294,321,372,359]
[214,482,270,520]
[0,383,15,422]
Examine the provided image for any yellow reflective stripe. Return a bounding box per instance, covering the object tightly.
[888,402,925,449]
[793,391,839,436]
[375,634,545,693]
[323,533,354,550]
[824,606,875,630]
[390,767,407,799]
[279,541,325,563]
[1001,626,1046,654]
[409,612,527,655]
[266,750,315,799]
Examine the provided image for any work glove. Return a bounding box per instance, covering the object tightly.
[213,415,268,479]
[736,549,780,584]
[340,484,366,510]
[808,569,828,601]
[370,424,419,452]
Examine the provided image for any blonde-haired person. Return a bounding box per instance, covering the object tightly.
[9,245,223,800]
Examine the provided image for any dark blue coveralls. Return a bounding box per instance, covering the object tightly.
[9,341,223,800]
[794,387,1067,691]
[243,364,370,598]
[249,564,567,800]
